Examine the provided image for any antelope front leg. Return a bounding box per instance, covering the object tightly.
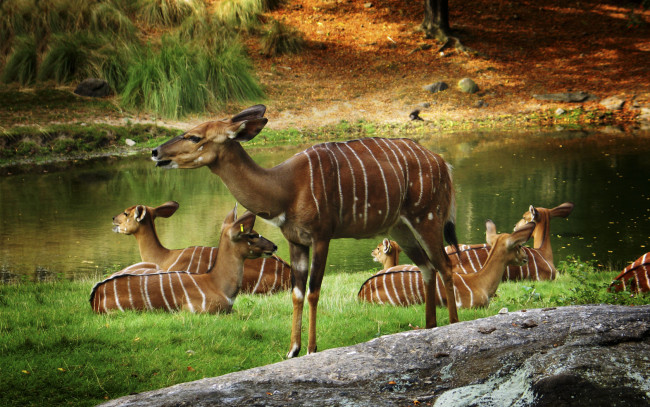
[287,242,310,358]
[306,239,330,355]
[423,274,437,328]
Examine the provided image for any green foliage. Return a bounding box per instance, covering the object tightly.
[0,0,265,118]
[214,0,263,31]
[90,2,137,40]
[121,36,263,118]
[137,0,203,27]
[1,35,37,85]
[37,33,100,84]
[260,19,305,57]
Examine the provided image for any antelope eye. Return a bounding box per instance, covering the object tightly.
[187,135,202,143]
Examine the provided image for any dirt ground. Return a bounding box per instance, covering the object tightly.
[230,0,650,131]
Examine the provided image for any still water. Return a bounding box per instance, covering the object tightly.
[1,128,648,281]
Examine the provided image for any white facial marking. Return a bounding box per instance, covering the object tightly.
[428,212,434,220]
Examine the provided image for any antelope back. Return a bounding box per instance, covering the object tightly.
[241,255,292,294]
[90,266,221,313]
[296,138,454,236]
[609,253,650,293]
[358,266,424,306]
[446,244,555,281]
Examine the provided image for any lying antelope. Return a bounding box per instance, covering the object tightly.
[111,201,291,294]
[608,253,650,294]
[448,202,575,281]
[91,207,277,313]
[358,221,535,308]
[151,104,460,358]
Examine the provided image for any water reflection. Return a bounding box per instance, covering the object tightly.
[0,128,648,280]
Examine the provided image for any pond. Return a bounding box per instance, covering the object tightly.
[1,127,648,282]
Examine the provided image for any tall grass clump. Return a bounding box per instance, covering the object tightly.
[202,39,265,105]
[260,19,305,57]
[90,2,137,40]
[121,36,263,119]
[1,35,37,85]
[37,33,101,83]
[137,0,203,27]
[214,0,263,32]
[90,39,142,94]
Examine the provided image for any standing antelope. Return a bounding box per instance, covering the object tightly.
[608,253,650,294]
[91,207,277,313]
[449,202,575,281]
[359,221,535,308]
[111,201,291,294]
[151,104,460,358]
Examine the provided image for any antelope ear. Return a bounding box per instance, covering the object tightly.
[485,219,498,246]
[233,211,257,236]
[550,202,575,218]
[152,201,179,219]
[529,205,540,221]
[383,238,391,254]
[508,221,535,248]
[135,205,147,223]
[231,104,266,122]
[228,118,268,142]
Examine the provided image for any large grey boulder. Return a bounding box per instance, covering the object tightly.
[101,305,649,407]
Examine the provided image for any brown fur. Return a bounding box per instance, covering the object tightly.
[91,207,277,313]
[111,201,290,294]
[152,105,459,357]
[359,221,535,308]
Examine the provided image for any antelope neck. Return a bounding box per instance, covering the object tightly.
[134,221,170,263]
[209,143,290,218]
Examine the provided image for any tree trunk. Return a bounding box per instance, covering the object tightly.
[421,0,450,41]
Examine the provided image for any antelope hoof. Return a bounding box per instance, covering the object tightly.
[287,344,301,359]
[307,346,318,355]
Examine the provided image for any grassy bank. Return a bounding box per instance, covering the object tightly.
[0,258,647,407]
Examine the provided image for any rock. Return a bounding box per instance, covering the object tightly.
[458,78,479,94]
[475,99,487,108]
[125,139,136,147]
[555,108,565,116]
[599,96,625,111]
[423,82,449,93]
[532,91,596,102]
[74,78,112,97]
[99,305,650,407]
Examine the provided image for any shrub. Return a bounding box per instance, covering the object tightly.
[214,0,263,31]
[90,2,137,40]
[137,0,203,27]
[1,35,37,85]
[120,36,263,119]
[260,19,305,57]
[37,33,102,83]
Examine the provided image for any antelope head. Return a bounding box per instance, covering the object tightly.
[151,105,268,169]
[371,238,402,267]
[112,201,179,235]
[514,202,575,231]
[221,206,277,260]
[487,219,535,267]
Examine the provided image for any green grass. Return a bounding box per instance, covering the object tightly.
[0,258,647,407]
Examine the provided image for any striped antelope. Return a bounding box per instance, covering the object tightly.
[151,104,460,358]
[608,253,650,294]
[111,201,291,294]
[91,207,277,313]
[358,221,535,308]
[449,202,575,281]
